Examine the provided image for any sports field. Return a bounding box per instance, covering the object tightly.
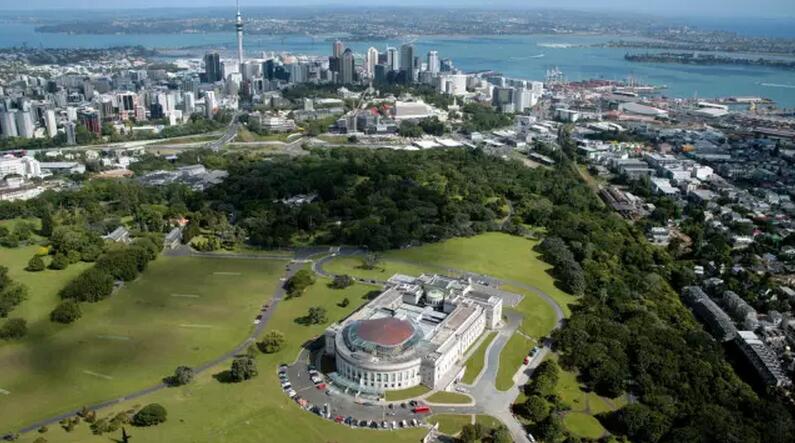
[0,255,286,434]
[15,278,426,443]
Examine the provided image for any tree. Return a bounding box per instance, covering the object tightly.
[284,269,315,297]
[229,356,258,382]
[331,274,354,289]
[338,297,350,308]
[26,255,45,272]
[460,423,483,443]
[59,268,114,302]
[167,366,194,387]
[132,403,167,427]
[257,330,285,354]
[361,253,381,270]
[49,253,69,270]
[398,121,423,138]
[50,300,82,324]
[523,395,551,423]
[491,425,513,443]
[0,318,27,340]
[307,306,327,325]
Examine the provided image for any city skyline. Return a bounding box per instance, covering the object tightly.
[1,1,794,19]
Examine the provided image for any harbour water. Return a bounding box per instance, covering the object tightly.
[1,22,794,107]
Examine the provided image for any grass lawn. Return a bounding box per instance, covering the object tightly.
[384,384,431,402]
[16,278,426,443]
[461,332,497,384]
[475,415,504,430]
[501,286,557,339]
[429,414,472,436]
[425,391,472,404]
[0,245,91,331]
[149,134,218,146]
[384,233,577,317]
[563,412,605,439]
[237,127,297,143]
[322,256,443,282]
[495,333,534,391]
[0,255,286,434]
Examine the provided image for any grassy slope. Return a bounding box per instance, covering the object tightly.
[425,391,472,404]
[18,279,426,443]
[429,414,472,436]
[384,233,577,316]
[461,332,497,384]
[384,385,431,402]
[495,334,534,391]
[1,256,285,433]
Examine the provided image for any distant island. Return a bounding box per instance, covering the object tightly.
[625,52,795,71]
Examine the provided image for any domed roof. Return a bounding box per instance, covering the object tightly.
[354,317,415,347]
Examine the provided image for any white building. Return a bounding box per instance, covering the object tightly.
[324,274,504,394]
[366,47,379,78]
[44,109,58,138]
[0,111,17,138]
[0,155,41,179]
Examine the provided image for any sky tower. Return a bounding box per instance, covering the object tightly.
[235,0,244,65]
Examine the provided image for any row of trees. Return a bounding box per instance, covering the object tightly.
[52,236,163,324]
[0,265,28,319]
[537,236,585,295]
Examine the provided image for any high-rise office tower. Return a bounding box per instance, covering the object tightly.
[386,47,399,71]
[340,49,355,84]
[204,52,222,83]
[204,91,217,118]
[0,111,18,138]
[366,47,379,78]
[64,121,76,145]
[183,91,196,115]
[15,111,34,139]
[333,40,344,58]
[400,44,414,71]
[427,51,440,75]
[44,109,58,138]
[236,0,244,65]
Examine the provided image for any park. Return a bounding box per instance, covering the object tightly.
[0,231,626,442]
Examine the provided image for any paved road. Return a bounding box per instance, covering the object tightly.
[7,254,299,438]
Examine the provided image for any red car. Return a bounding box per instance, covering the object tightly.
[412,406,431,414]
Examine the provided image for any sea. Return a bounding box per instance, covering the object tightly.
[1,22,794,108]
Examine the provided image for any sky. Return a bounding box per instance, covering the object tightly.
[1,0,794,19]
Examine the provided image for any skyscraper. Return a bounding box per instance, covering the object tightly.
[427,51,440,75]
[235,0,244,66]
[333,40,344,58]
[204,52,222,83]
[386,47,399,71]
[44,109,58,138]
[0,111,17,138]
[15,111,34,139]
[366,47,379,78]
[340,48,355,84]
[400,44,415,83]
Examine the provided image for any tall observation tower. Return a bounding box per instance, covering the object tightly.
[235,0,244,65]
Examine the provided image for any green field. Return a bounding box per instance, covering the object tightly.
[495,334,534,391]
[16,278,426,443]
[475,415,504,430]
[384,233,577,316]
[384,384,431,402]
[425,391,472,405]
[0,255,286,434]
[0,245,92,332]
[501,286,557,339]
[563,412,605,439]
[323,256,443,282]
[429,414,473,436]
[461,332,497,384]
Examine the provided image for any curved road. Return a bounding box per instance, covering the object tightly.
[10,246,566,443]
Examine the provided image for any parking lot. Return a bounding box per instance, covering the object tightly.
[278,349,433,430]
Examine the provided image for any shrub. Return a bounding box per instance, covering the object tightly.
[0,318,27,340]
[229,356,258,382]
[331,274,354,289]
[132,403,167,427]
[166,366,194,386]
[50,300,82,324]
[284,269,315,297]
[26,255,45,272]
[48,253,69,270]
[257,330,285,354]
